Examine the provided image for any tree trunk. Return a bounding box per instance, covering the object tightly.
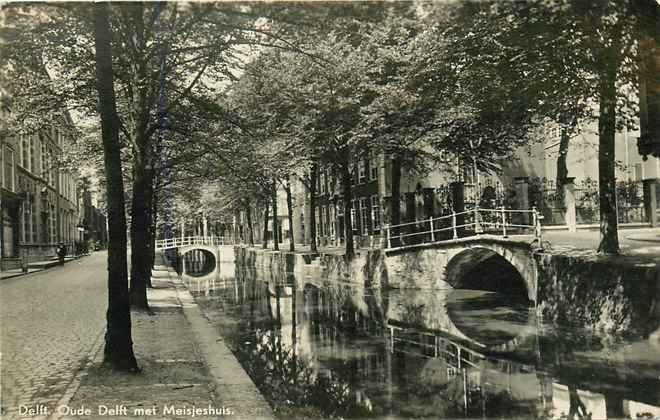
[309,162,318,253]
[340,160,355,259]
[555,126,571,206]
[93,2,138,372]
[597,66,620,255]
[390,154,402,247]
[272,182,279,251]
[245,202,254,247]
[262,197,270,249]
[555,117,579,207]
[285,180,295,252]
[129,164,153,310]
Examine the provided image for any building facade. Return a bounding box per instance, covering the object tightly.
[1,91,80,268]
[289,121,660,249]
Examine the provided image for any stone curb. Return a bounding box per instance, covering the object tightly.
[625,234,660,243]
[169,272,275,420]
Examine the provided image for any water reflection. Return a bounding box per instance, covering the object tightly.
[188,263,660,419]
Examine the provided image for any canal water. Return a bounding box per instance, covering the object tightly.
[183,259,660,419]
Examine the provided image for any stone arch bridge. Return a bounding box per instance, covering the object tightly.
[379,235,540,303]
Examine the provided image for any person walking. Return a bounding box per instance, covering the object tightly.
[57,243,67,266]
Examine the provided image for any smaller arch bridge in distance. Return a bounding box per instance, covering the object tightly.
[155,235,228,251]
[155,236,235,283]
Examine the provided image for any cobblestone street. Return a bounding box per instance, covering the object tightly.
[0,253,107,418]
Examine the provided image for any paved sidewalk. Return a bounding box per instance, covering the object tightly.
[1,256,82,280]
[60,266,273,420]
[0,267,43,280]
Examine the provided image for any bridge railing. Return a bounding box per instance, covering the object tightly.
[154,236,230,250]
[383,206,543,250]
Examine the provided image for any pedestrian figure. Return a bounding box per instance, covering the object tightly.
[57,243,67,266]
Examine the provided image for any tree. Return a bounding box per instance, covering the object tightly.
[1,2,303,309]
[441,0,657,254]
[92,1,138,372]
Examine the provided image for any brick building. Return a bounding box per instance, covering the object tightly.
[1,89,80,269]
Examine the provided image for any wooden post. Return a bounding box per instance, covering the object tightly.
[429,217,435,242]
[452,211,457,239]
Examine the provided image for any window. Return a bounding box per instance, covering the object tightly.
[48,148,54,185]
[21,135,29,170]
[349,162,356,186]
[31,201,38,243]
[360,197,369,235]
[350,199,357,232]
[329,205,335,237]
[320,170,325,195]
[325,169,332,194]
[2,146,14,192]
[371,195,380,231]
[369,157,378,181]
[358,160,366,184]
[41,142,47,178]
[325,205,331,237]
[21,202,27,243]
[30,135,37,175]
[316,206,323,236]
[319,206,327,236]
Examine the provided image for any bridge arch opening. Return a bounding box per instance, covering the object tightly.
[444,247,530,303]
[182,248,216,277]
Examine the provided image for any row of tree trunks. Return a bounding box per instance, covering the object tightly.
[92,1,138,372]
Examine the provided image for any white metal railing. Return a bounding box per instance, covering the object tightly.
[154,235,228,250]
[383,206,543,250]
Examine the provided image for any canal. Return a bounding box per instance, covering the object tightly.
[182,255,660,419]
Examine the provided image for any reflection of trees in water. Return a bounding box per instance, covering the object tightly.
[390,349,547,419]
[205,268,658,419]
[232,327,372,418]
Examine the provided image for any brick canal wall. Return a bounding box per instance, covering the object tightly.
[234,246,660,337]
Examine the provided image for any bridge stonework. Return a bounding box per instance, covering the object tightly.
[379,236,539,302]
